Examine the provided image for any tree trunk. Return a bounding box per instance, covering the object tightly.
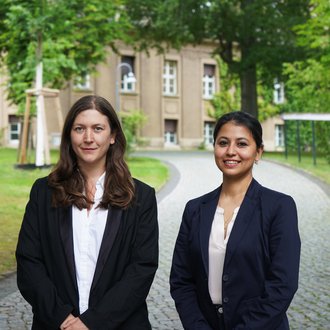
[240,65,258,118]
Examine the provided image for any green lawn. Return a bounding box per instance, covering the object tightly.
[0,148,168,277]
[263,151,330,185]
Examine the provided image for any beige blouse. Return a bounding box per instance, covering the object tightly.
[208,206,239,304]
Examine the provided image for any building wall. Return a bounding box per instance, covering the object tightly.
[262,115,285,152]
[58,42,219,149]
[0,71,19,147]
[0,42,283,152]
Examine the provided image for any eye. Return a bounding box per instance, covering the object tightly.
[94,126,104,132]
[218,140,228,147]
[73,126,84,133]
[237,141,248,147]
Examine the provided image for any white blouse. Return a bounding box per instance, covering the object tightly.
[72,173,108,314]
[208,206,239,304]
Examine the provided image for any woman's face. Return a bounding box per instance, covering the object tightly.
[214,121,263,179]
[70,109,115,171]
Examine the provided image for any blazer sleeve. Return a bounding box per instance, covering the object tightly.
[16,179,73,328]
[170,201,214,330]
[234,193,301,329]
[79,184,159,329]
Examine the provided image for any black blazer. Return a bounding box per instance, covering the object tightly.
[170,179,300,330]
[16,177,158,330]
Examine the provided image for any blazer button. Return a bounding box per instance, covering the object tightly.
[223,297,229,303]
[223,274,229,281]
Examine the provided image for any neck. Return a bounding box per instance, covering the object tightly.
[221,175,253,198]
[78,164,105,183]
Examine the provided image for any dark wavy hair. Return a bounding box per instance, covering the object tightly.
[213,111,264,149]
[48,95,135,209]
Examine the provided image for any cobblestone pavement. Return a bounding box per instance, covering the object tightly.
[0,151,329,329]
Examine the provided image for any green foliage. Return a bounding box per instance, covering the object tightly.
[257,80,280,122]
[279,0,330,163]
[210,56,279,122]
[283,59,330,114]
[0,0,132,107]
[121,110,147,155]
[283,121,330,164]
[282,0,330,114]
[210,57,240,118]
[125,0,310,116]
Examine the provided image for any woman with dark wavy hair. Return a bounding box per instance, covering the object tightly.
[16,95,158,330]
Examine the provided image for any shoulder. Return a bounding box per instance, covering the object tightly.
[260,184,295,204]
[258,183,297,218]
[133,178,155,193]
[133,178,156,201]
[185,186,220,211]
[30,176,50,192]
[26,176,52,206]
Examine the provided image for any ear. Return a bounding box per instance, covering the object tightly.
[255,145,264,161]
[110,132,116,144]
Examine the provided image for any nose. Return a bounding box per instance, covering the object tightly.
[84,128,93,143]
[226,142,236,155]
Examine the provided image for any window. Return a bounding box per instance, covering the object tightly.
[74,73,91,90]
[163,61,177,96]
[203,64,216,99]
[121,56,136,92]
[275,124,285,147]
[273,79,285,104]
[204,122,215,145]
[8,115,20,145]
[164,120,177,145]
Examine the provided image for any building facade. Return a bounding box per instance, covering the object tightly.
[0,42,284,151]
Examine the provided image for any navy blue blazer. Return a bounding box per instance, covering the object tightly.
[170,179,300,330]
[16,177,158,330]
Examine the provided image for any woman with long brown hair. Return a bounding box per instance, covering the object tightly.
[16,95,158,330]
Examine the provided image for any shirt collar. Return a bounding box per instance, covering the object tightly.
[94,172,106,200]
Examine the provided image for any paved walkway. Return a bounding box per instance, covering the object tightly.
[0,151,329,329]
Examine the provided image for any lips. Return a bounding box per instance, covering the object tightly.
[223,160,240,168]
[224,160,240,164]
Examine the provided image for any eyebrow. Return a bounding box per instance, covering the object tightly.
[72,123,106,127]
[218,136,249,141]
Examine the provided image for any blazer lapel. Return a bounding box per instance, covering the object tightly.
[59,206,77,290]
[91,206,122,289]
[225,179,261,266]
[200,188,221,275]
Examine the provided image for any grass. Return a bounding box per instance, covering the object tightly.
[263,151,330,185]
[0,148,168,277]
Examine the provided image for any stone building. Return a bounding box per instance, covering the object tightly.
[0,42,284,152]
[0,42,219,150]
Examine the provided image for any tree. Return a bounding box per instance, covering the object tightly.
[282,0,330,114]
[125,0,310,118]
[121,110,147,156]
[281,0,330,162]
[0,0,131,108]
[210,56,240,117]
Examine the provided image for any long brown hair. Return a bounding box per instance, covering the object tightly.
[48,95,135,209]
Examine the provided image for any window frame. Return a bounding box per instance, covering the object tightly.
[163,60,177,96]
[202,64,216,99]
[275,124,285,147]
[121,56,136,93]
